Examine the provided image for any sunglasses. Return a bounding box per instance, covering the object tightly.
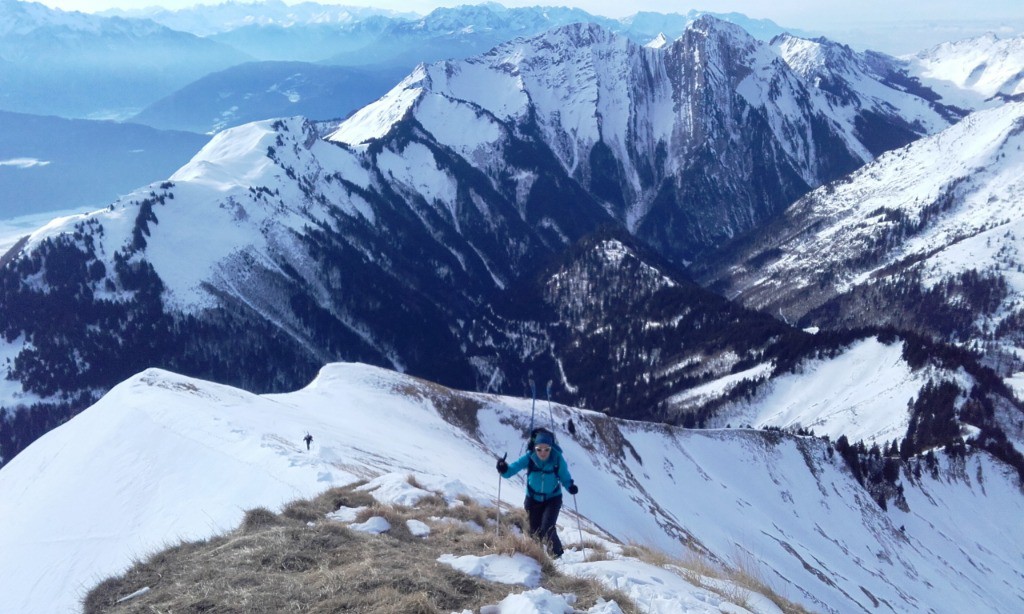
[535,445,551,453]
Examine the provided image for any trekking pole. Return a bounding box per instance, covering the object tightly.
[496,452,507,539]
[573,493,587,562]
[496,473,502,539]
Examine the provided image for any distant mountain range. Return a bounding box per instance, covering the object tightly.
[1,0,805,120]
[3,0,1021,123]
[0,110,209,217]
[0,0,250,119]
[106,1,806,53]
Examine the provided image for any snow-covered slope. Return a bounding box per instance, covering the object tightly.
[699,337,919,443]
[699,101,1024,368]
[905,33,1024,110]
[774,34,959,151]
[16,117,343,312]
[1,363,1022,613]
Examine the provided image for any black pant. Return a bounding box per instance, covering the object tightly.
[525,495,563,556]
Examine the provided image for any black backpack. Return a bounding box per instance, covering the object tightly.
[526,427,560,453]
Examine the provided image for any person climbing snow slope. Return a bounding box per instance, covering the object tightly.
[496,428,578,558]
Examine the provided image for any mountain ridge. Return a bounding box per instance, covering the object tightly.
[2,362,1023,613]
[695,100,1024,376]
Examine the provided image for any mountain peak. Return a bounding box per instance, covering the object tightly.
[541,19,622,46]
[645,31,668,49]
[326,66,427,145]
[0,0,94,35]
[686,12,754,42]
[908,32,1024,105]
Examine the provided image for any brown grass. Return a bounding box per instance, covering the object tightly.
[391,380,483,436]
[622,541,813,614]
[84,481,636,613]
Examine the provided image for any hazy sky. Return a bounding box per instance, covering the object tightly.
[35,0,1024,32]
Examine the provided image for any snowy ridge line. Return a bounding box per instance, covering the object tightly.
[2,363,1023,613]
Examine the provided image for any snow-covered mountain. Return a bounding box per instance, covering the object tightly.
[107,1,803,66]
[2,13,1024,610]
[697,101,1024,374]
[904,32,1024,111]
[0,18,972,465]
[100,0,411,37]
[773,34,964,149]
[332,17,954,261]
[1,362,1022,613]
[0,0,250,118]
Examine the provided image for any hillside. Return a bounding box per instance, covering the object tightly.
[1,363,1022,612]
[0,110,209,218]
[82,479,780,613]
[695,101,1024,374]
[904,33,1024,110]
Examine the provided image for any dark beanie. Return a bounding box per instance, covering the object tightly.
[534,431,554,446]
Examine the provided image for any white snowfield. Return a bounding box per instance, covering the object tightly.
[0,362,1022,613]
[906,33,1024,111]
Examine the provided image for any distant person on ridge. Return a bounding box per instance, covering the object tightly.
[303,433,313,451]
[496,428,577,558]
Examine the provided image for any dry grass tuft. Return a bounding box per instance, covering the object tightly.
[241,507,279,533]
[544,573,640,614]
[621,540,675,567]
[725,549,814,614]
[392,380,483,436]
[286,483,376,522]
[84,482,635,613]
[488,530,549,561]
[577,539,612,561]
[280,498,322,523]
[621,542,813,614]
[414,491,448,509]
[448,494,495,528]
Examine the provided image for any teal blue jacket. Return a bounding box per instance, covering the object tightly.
[501,448,574,502]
